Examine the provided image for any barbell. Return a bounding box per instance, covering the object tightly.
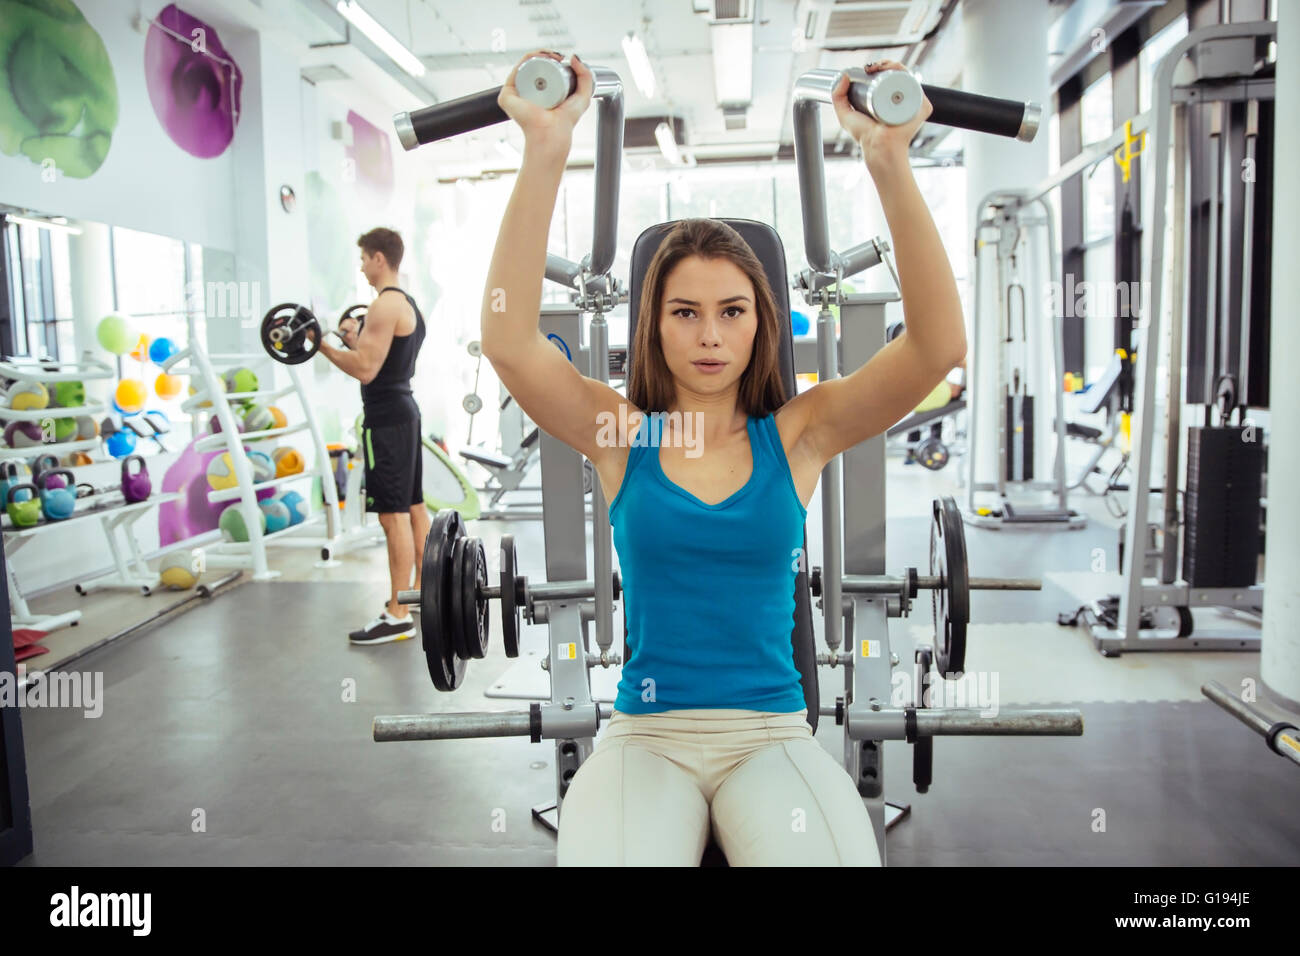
[260,303,367,365]
[398,509,620,690]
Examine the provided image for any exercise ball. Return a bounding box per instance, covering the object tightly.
[7,381,49,411]
[154,373,182,399]
[266,405,288,429]
[148,337,179,365]
[242,404,275,433]
[259,498,290,533]
[105,429,137,458]
[280,490,308,526]
[205,452,239,490]
[53,417,77,442]
[129,334,150,362]
[218,504,265,542]
[4,421,43,448]
[53,380,86,408]
[790,310,810,336]
[246,450,275,483]
[158,551,198,590]
[223,368,258,395]
[75,416,98,440]
[273,446,304,477]
[115,379,147,414]
[97,314,135,355]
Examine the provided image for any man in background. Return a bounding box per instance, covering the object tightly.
[316,227,430,644]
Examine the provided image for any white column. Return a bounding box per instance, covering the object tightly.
[67,220,116,405]
[961,0,1052,496]
[1262,4,1300,710]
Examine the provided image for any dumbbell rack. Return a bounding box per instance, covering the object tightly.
[162,324,365,581]
[0,352,146,630]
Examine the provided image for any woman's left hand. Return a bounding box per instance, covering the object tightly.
[831,60,932,171]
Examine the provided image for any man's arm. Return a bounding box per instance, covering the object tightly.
[318,295,399,384]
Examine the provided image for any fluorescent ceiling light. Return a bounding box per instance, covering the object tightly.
[6,214,82,236]
[621,32,656,99]
[655,122,683,166]
[494,139,522,164]
[710,22,753,106]
[336,1,426,78]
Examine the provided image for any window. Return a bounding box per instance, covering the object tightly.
[1081,74,1114,243]
[1139,15,1189,115]
[1,218,75,361]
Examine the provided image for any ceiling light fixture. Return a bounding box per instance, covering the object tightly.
[621,31,656,99]
[336,1,427,78]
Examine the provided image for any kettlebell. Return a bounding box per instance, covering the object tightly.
[39,469,76,520]
[122,454,152,504]
[6,482,41,527]
[30,452,60,486]
[0,460,27,503]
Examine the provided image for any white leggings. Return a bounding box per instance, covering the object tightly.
[556,708,882,866]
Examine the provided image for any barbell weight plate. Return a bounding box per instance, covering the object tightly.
[463,394,483,415]
[260,303,320,365]
[930,496,970,676]
[422,509,466,690]
[467,340,482,358]
[917,437,949,471]
[337,304,367,343]
[500,534,519,658]
[461,536,489,659]
[449,534,470,660]
[913,645,934,793]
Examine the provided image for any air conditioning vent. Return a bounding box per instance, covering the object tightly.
[797,0,943,50]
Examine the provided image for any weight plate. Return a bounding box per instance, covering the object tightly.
[500,534,519,658]
[916,437,949,471]
[337,304,367,343]
[463,393,483,415]
[913,645,934,794]
[422,509,466,690]
[260,303,320,365]
[930,496,969,676]
[449,535,470,660]
[467,340,482,357]
[460,537,489,659]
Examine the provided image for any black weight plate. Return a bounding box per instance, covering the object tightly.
[337,304,367,342]
[449,535,470,660]
[260,303,320,365]
[422,509,464,690]
[916,437,949,471]
[500,534,519,658]
[460,537,489,660]
[931,496,969,676]
[913,645,933,793]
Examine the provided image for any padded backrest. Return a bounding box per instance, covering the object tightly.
[627,219,819,733]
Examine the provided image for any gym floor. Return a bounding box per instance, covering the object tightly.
[15,443,1298,865]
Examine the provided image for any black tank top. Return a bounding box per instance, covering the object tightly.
[361,287,425,424]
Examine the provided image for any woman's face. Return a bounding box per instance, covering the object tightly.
[658,255,758,400]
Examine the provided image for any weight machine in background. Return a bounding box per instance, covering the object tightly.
[1082,20,1273,655]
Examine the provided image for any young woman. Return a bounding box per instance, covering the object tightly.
[481,51,966,866]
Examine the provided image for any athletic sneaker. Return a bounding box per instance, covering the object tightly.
[349,610,416,644]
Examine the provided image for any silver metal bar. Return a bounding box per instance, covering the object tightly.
[1202,682,1300,769]
[840,574,1041,593]
[818,303,844,653]
[915,708,1083,736]
[586,66,624,278]
[374,712,532,741]
[588,311,614,656]
[1162,102,1189,583]
[1237,97,1258,409]
[792,69,844,274]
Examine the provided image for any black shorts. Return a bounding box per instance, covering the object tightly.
[361,418,423,513]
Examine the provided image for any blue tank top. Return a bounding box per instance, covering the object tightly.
[609,412,808,714]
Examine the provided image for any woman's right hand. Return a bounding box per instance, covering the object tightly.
[497,51,593,154]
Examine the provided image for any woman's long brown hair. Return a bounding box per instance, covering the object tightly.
[627,219,788,418]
